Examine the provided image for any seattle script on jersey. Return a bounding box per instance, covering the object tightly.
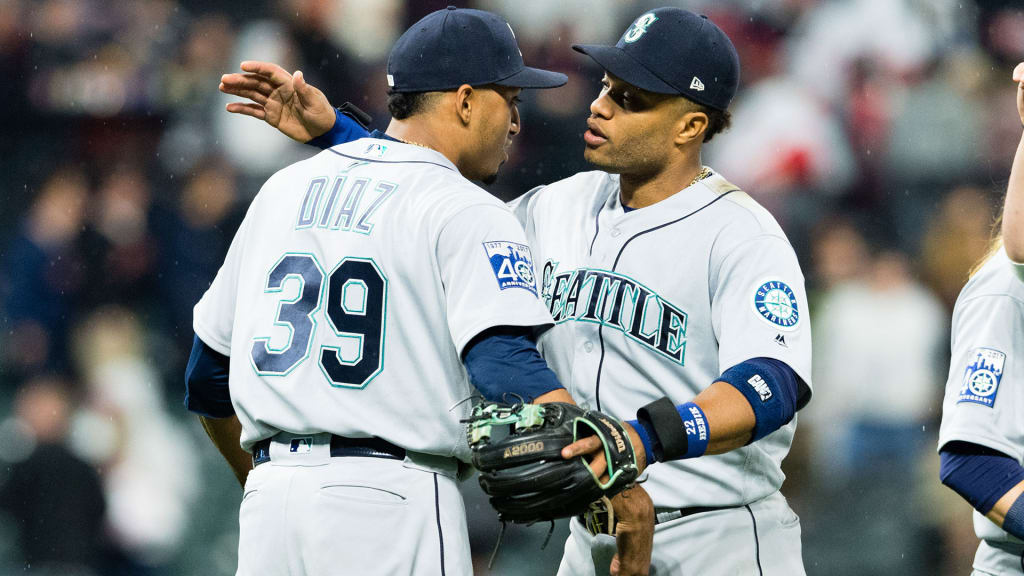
[540,260,688,365]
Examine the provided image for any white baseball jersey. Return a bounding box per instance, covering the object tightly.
[194,137,553,458]
[939,248,1024,548]
[510,169,812,510]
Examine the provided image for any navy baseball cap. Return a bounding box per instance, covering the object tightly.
[387,6,567,93]
[573,8,740,110]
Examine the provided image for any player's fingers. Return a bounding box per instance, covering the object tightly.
[590,452,609,481]
[222,74,278,95]
[1014,62,1024,83]
[609,554,621,576]
[239,60,292,86]
[220,85,269,106]
[561,436,602,459]
[225,102,266,120]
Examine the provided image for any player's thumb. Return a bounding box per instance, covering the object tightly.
[293,70,315,106]
[1014,62,1024,83]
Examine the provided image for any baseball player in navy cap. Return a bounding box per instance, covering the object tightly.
[185,7,585,576]
[222,7,813,575]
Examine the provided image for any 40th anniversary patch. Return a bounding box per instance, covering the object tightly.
[957,348,1005,408]
[483,241,538,296]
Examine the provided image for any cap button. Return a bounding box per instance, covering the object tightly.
[446,5,457,9]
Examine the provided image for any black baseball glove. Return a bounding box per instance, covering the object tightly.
[466,401,640,523]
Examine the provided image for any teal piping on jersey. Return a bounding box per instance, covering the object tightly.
[592,190,737,411]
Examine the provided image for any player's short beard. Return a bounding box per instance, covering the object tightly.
[482,161,505,185]
[584,141,662,179]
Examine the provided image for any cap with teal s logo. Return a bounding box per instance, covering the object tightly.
[622,12,658,43]
[573,7,740,111]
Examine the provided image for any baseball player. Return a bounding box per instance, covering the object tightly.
[224,8,813,575]
[1002,61,1024,265]
[185,8,576,575]
[937,62,1024,575]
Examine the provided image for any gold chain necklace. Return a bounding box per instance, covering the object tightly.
[394,136,434,151]
[690,166,712,187]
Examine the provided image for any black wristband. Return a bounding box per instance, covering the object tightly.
[337,101,372,130]
[637,397,688,462]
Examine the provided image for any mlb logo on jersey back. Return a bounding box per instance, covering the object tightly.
[957,348,1005,407]
[364,142,388,158]
[483,241,537,296]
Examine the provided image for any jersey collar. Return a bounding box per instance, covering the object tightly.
[605,168,731,217]
[330,132,459,173]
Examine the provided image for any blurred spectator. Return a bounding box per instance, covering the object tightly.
[921,185,999,308]
[808,215,874,293]
[80,164,159,311]
[806,243,947,575]
[71,307,200,570]
[158,12,238,176]
[0,167,90,376]
[0,375,107,576]
[214,19,309,181]
[705,75,855,212]
[153,156,243,342]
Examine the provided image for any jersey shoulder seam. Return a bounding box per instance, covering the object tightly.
[957,291,1024,309]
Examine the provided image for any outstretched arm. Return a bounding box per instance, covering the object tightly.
[564,357,804,474]
[1001,62,1024,262]
[220,61,338,142]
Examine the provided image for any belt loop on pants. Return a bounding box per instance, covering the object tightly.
[251,434,407,467]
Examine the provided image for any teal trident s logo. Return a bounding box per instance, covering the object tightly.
[622,12,658,43]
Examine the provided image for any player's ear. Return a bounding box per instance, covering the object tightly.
[454,84,474,126]
[674,110,709,146]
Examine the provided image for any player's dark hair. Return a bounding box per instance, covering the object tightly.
[387,91,439,120]
[696,103,731,143]
[679,96,732,143]
[702,107,731,143]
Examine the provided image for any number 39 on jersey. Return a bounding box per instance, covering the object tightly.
[249,252,388,389]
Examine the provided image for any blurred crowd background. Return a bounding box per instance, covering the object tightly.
[0,0,1022,574]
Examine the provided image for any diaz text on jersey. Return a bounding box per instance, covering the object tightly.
[540,260,687,365]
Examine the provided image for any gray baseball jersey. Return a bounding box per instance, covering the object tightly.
[193,137,553,458]
[939,248,1024,548]
[510,169,812,510]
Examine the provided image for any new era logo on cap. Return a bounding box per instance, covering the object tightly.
[690,77,705,91]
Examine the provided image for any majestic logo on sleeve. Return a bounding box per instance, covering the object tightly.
[484,241,538,296]
[622,12,658,43]
[752,280,800,331]
[957,348,1005,407]
[541,261,688,365]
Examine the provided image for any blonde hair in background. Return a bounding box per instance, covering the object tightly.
[969,212,1005,278]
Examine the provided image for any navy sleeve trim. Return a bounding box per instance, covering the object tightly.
[939,441,1024,515]
[462,326,563,403]
[184,333,235,418]
[718,357,800,443]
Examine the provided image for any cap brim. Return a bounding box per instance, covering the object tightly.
[493,66,568,89]
[572,44,678,95]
